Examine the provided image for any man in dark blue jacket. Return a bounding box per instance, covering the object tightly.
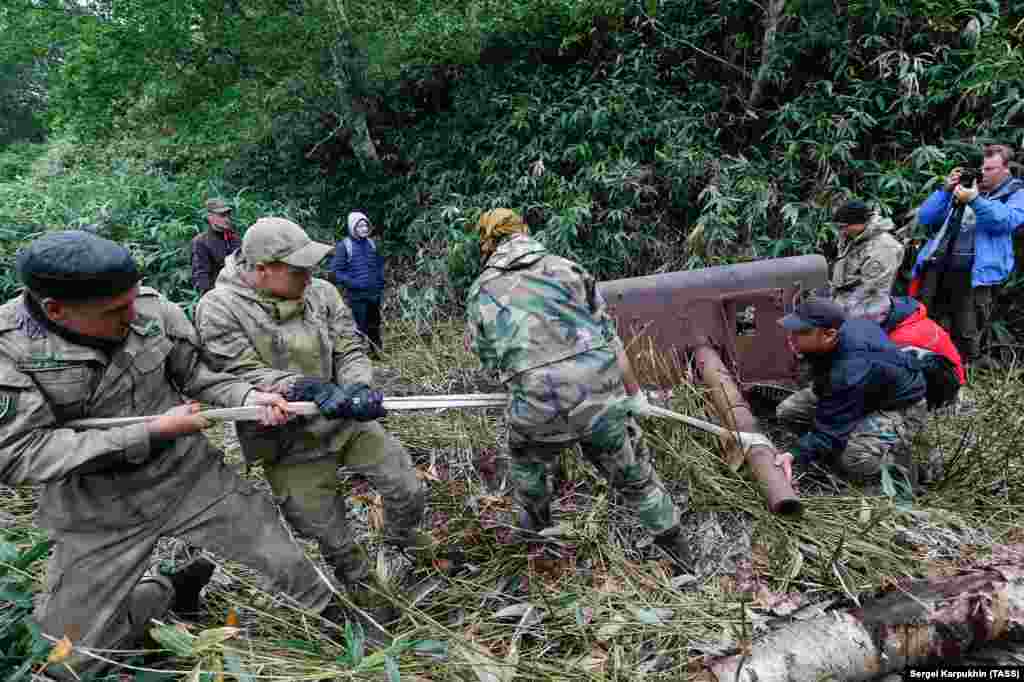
[774,299,928,483]
[911,145,1024,366]
[328,211,386,358]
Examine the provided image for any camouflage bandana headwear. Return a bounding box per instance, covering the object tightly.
[476,209,529,258]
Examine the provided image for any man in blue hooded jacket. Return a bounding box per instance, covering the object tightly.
[329,211,386,358]
[774,299,928,483]
[912,145,1024,366]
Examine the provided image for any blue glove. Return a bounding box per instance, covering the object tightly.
[287,378,386,422]
[338,383,387,422]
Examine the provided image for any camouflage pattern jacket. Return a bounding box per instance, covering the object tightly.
[465,235,619,384]
[831,214,904,323]
[0,288,255,532]
[195,255,372,463]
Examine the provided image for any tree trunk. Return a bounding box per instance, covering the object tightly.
[698,562,1024,681]
[747,0,787,110]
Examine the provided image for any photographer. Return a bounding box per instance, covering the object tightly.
[910,145,1024,368]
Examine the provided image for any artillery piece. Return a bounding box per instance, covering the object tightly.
[599,255,829,516]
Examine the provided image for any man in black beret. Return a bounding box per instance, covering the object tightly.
[774,299,928,484]
[829,199,904,323]
[0,231,372,680]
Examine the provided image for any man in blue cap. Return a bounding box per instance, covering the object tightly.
[773,298,929,483]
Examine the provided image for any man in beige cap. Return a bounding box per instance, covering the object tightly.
[195,217,430,605]
[191,198,241,295]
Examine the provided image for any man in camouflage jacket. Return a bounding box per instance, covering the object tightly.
[830,200,904,323]
[195,217,427,594]
[0,231,342,681]
[464,209,692,570]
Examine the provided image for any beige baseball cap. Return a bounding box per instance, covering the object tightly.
[242,217,333,267]
[205,198,233,214]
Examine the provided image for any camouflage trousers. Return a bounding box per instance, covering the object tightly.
[506,352,683,536]
[239,419,425,584]
[37,452,333,682]
[776,387,929,480]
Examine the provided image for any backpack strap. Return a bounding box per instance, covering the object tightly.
[342,236,376,257]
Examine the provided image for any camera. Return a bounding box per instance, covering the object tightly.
[959,168,979,186]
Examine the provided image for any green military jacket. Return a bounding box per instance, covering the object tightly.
[0,288,254,532]
[194,255,372,463]
[831,213,905,323]
[465,234,619,384]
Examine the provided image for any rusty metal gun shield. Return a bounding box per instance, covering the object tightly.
[599,255,828,390]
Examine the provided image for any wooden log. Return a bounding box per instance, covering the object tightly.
[698,564,1024,681]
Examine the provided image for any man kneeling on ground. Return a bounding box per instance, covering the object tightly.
[774,299,928,484]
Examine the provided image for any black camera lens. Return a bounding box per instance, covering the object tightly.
[959,169,979,186]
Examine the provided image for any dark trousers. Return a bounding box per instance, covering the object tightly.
[918,268,995,361]
[349,296,382,355]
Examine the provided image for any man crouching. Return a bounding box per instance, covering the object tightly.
[775,299,928,483]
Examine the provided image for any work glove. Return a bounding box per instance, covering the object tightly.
[621,390,650,417]
[954,180,979,205]
[287,378,386,421]
[338,383,387,421]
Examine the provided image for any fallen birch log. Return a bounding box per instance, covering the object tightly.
[64,394,509,429]
[698,563,1024,681]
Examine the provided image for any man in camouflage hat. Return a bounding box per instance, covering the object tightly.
[0,230,355,681]
[829,199,904,323]
[195,217,429,600]
[464,209,692,570]
[774,299,928,483]
[191,198,241,295]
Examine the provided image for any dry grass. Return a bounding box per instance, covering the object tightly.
[6,320,1024,681]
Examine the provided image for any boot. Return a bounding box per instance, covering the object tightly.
[320,601,393,648]
[653,526,694,574]
[329,544,371,586]
[165,557,217,620]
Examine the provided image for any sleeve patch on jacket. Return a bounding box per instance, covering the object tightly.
[0,391,18,426]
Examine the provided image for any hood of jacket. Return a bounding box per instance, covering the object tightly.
[883,296,925,331]
[347,211,371,239]
[844,213,896,246]
[483,234,549,272]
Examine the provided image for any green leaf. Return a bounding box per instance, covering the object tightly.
[384,654,401,682]
[345,619,365,668]
[412,639,449,659]
[148,624,196,657]
[224,651,255,682]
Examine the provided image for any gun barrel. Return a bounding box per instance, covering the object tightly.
[694,344,802,516]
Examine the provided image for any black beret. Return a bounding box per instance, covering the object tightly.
[17,230,141,301]
[833,200,871,225]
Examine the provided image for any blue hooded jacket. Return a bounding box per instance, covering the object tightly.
[912,176,1024,287]
[329,212,385,300]
[791,319,926,464]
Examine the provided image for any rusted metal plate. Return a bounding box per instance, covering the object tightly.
[599,255,828,389]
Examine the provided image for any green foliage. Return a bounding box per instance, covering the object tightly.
[0,536,53,681]
[0,140,318,307]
